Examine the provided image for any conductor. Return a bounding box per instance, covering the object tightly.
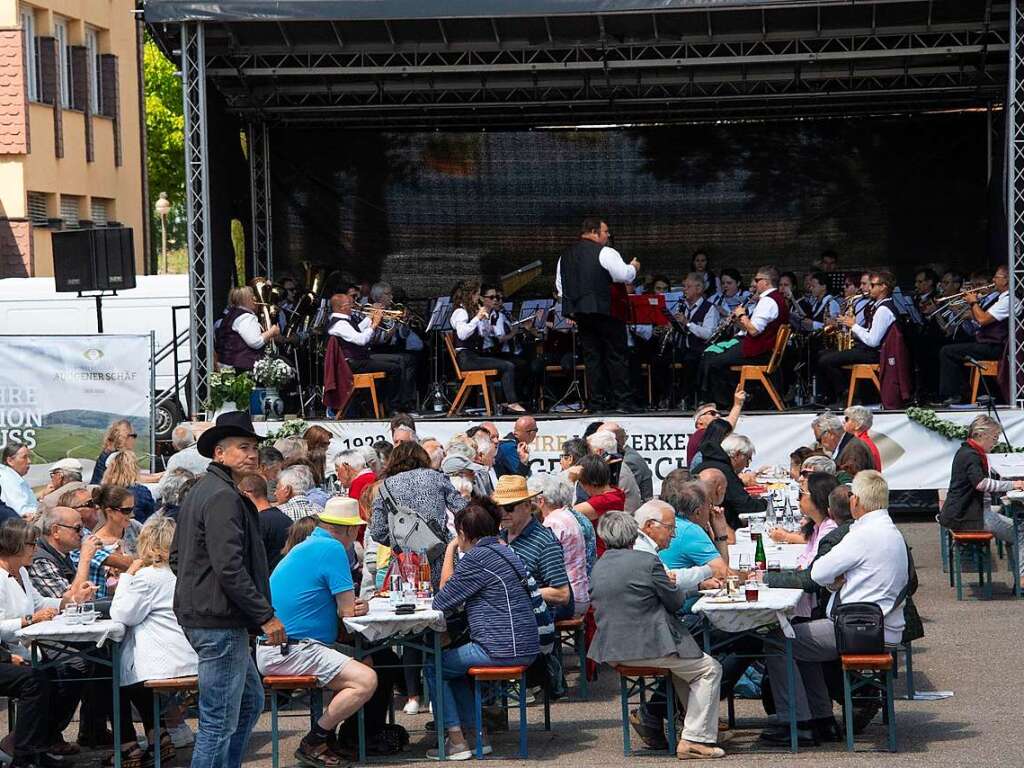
[556,216,640,412]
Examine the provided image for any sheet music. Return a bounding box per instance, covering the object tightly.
[426,296,454,332]
[520,299,554,331]
[662,291,684,315]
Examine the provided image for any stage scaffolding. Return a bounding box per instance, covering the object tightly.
[150,1,1019,405]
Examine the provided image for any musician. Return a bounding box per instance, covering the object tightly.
[481,284,541,407]
[938,265,1010,405]
[325,292,417,414]
[214,286,280,372]
[449,280,527,414]
[698,265,789,408]
[939,270,965,299]
[819,250,839,273]
[690,249,719,297]
[555,217,640,413]
[913,269,939,317]
[842,272,873,326]
[657,273,719,409]
[799,272,841,333]
[368,281,424,354]
[816,270,898,407]
[710,268,750,323]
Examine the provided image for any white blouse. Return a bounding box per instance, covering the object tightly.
[0,565,62,657]
[109,566,198,685]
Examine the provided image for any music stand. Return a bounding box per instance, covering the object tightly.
[968,357,1014,449]
[422,297,454,413]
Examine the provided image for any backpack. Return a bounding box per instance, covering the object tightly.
[378,478,447,561]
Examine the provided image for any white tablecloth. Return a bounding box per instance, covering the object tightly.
[692,587,803,639]
[343,597,446,643]
[16,618,126,648]
[728,539,804,571]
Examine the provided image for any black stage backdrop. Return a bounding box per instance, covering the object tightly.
[261,112,997,302]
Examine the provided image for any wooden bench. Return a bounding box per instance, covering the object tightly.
[612,665,677,756]
[262,675,323,768]
[467,665,545,758]
[840,654,897,752]
[949,531,995,600]
[554,617,588,700]
[143,677,199,768]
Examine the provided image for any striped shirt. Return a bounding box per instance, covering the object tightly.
[508,519,570,592]
[433,537,541,660]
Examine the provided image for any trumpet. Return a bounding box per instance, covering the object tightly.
[933,282,995,307]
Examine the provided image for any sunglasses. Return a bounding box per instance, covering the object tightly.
[55,523,84,533]
[73,501,97,510]
[112,506,134,514]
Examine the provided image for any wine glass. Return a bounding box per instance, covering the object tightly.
[737,553,751,573]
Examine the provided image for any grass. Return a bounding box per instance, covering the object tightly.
[31,425,106,463]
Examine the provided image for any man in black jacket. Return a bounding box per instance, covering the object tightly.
[170,412,286,768]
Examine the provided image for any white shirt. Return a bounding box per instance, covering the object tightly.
[450,307,494,346]
[0,465,36,517]
[985,290,1010,322]
[110,566,199,685]
[810,508,908,644]
[743,287,780,335]
[0,564,61,657]
[554,244,636,296]
[682,298,718,340]
[633,531,711,593]
[231,310,265,349]
[851,300,896,348]
[328,312,374,347]
[808,295,841,331]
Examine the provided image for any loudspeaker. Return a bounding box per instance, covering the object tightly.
[52,227,136,292]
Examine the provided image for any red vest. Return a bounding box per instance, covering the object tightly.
[740,290,789,358]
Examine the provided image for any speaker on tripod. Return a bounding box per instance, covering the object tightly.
[53,226,136,293]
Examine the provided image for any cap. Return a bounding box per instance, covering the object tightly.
[319,497,363,526]
[52,458,84,473]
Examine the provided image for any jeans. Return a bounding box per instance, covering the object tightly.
[184,627,264,768]
[423,642,536,731]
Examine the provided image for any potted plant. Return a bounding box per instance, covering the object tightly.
[206,370,255,416]
[252,357,294,420]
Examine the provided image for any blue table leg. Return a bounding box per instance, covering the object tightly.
[785,637,797,754]
[112,643,122,768]
[355,636,366,764]
[153,692,162,768]
[665,676,677,754]
[433,631,446,760]
[619,675,630,756]
[1013,506,1022,599]
[270,687,279,768]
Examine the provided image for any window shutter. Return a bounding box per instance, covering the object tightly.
[99,53,120,166]
[37,36,56,105]
[69,45,93,161]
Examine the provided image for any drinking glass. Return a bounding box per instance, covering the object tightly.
[737,553,751,573]
[767,559,782,573]
[744,581,760,602]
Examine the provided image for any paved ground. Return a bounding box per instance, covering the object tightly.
[20,516,1024,767]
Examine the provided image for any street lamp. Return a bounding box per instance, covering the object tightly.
[154,192,171,273]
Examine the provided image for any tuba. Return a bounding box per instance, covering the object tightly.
[251,277,284,355]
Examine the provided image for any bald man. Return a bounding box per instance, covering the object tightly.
[495,416,538,479]
[601,421,653,501]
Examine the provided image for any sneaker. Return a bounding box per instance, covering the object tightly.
[169,724,194,749]
[426,738,472,761]
[403,699,420,716]
[628,709,668,751]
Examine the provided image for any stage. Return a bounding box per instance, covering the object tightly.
[253,406,1024,493]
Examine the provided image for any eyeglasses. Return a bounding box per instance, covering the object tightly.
[54,523,84,533]
[112,506,134,514]
[127,433,139,439]
[73,501,97,510]
[649,520,676,532]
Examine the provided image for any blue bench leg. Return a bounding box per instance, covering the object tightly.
[474,678,484,759]
[577,629,588,700]
[619,675,630,756]
[152,693,162,768]
[518,674,528,758]
[954,544,964,600]
[843,672,855,752]
[904,644,915,700]
[270,688,279,768]
[984,545,993,599]
[665,676,676,755]
[543,686,551,731]
[940,526,949,573]
[885,672,897,752]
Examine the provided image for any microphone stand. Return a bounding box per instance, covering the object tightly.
[551,326,585,412]
[967,356,1013,449]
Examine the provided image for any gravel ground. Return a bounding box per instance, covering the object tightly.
[17,516,1024,767]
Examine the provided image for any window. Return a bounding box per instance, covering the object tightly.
[84,27,99,113]
[60,195,81,229]
[53,17,69,109]
[27,191,50,226]
[89,197,111,226]
[20,6,37,101]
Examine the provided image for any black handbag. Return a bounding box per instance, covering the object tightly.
[832,602,885,655]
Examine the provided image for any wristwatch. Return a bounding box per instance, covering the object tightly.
[715,535,729,543]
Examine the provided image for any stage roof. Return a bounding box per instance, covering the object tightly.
[146,0,1009,129]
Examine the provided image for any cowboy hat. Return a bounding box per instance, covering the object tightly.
[319,497,363,526]
[197,411,263,458]
[490,474,541,507]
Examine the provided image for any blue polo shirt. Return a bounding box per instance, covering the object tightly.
[269,527,353,644]
[659,519,719,611]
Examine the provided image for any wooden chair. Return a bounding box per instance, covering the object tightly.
[444,333,499,416]
[729,325,791,411]
[336,371,387,419]
[843,363,881,408]
[967,359,1000,404]
[840,654,897,752]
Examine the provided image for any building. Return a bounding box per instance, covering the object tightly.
[0,0,145,278]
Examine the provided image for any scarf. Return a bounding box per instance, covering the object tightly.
[966,439,989,473]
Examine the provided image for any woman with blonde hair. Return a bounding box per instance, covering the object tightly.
[214,284,280,371]
[101,451,156,523]
[110,515,198,767]
[91,419,136,484]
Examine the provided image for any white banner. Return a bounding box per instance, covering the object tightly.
[259,409,1024,493]
[0,335,154,479]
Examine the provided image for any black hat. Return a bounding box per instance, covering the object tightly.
[197,411,263,459]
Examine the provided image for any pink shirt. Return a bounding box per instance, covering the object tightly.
[542,507,590,609]
[795,517,838,617]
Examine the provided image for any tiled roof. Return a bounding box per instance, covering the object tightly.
[0,219,31,277]
[0,30,27,154]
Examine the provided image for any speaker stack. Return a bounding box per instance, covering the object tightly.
[52,227,136,293]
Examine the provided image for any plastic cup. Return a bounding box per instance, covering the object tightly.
[744,582,760,602]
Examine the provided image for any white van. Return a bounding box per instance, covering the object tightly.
[0,275,192,439]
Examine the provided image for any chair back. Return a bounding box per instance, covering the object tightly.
[444,333,465,380]
[765,325,791,375]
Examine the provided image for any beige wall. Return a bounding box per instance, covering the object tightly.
[3,0,145,277]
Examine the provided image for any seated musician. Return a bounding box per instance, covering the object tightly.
[449,280,527,414]
[367,282,424,354]
[799,272,840,334]
[841,272,872,326]
[656,273,718,409]
[481,284,541,408]
[698,265,789,408]
[709,267,749,322]
[325,292,418,415]
[816,270,898,407]
[214,286,280,371]
[938,264,1010,405]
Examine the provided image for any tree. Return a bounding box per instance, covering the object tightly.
[144,34,185,264]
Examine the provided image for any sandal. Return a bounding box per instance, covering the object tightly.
[102,744,154,768]
[146,732,175,764]
[294,737,346,768]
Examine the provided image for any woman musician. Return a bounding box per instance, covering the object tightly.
[214,286,281,371]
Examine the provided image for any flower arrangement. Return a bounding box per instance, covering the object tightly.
[267,419,308,440]
[253,357,294,389]
[206,371,255,412]
[907,406,1022,453]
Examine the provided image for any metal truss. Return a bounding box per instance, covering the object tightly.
[248,122,273,279]
[182,21,214,412]
[1011,0,1024,405]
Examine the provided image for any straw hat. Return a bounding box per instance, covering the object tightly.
[319,497,363,526]
[490,475,541,507]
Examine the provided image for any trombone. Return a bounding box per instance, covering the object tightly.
[933,282,995,308]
